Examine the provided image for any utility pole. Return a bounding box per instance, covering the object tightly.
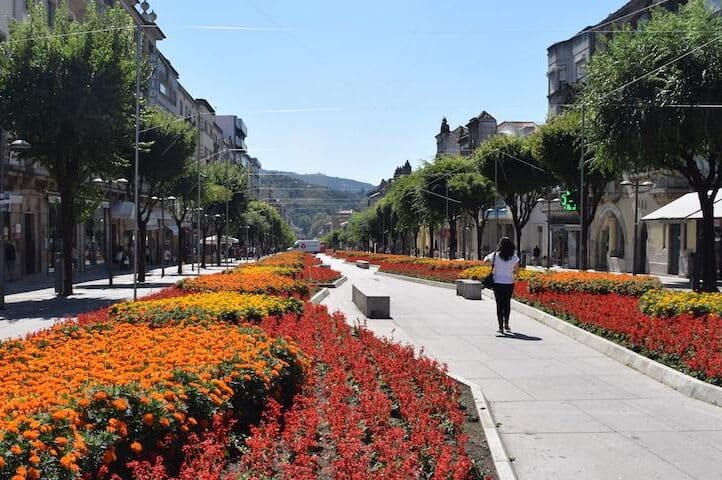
[579,105,586,271]
[196,112,201,275]
[0,130,6,310]
[133,25,141,301]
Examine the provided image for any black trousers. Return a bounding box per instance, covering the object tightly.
[493,283,515,328]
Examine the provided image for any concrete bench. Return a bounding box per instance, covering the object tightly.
[457,279,482,300]
[356,260,370,269]
[352,284,390,319]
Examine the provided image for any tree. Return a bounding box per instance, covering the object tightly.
[533,110,615,269]
[474,135,554,252]
[386,171,424,255]
[202,161,247,265]
[419,156,470,258]
[582,0,722,290]
[0,2,137,295]
[243,201,294,253]
[125,108,196,282]
[447,171,495,259]
[167,160,198,274]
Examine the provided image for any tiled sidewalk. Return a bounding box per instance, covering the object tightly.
[320,255,722,480]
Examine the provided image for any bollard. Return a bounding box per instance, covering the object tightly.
[54,252,65,296]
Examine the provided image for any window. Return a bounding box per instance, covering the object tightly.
[576,59,587,80]
[558,66,568,86]
[663,225,667,249]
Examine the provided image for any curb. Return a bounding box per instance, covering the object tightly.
[511,299,722,407]
[449,373,517,480]
[374,271,456,290]
[310,288,330,305]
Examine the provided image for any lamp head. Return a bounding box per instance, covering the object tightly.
[620,180,633,186]
[116,178,129,186]
[92,177,105,185]
[8,140,31,151]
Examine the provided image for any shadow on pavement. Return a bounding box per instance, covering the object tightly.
[496,331,542,341]
[78,282,176,290]
[0,297,116,321]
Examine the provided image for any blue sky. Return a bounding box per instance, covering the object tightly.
[150,0,623,184]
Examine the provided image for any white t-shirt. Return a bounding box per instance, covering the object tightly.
[484,252,519,284]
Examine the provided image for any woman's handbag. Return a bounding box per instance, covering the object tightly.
[482,253,496,289]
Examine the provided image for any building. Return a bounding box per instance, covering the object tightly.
[194,99,223,164]
[547,0,689,117]
[215,115,248,166]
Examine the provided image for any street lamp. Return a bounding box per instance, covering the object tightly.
[151,195,176,277]
[0,135,31,309]
[537,197,560,268]
[93,177,129,285]
[245,224,251,261]
[620,179,654,275]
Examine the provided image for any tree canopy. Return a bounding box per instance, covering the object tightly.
[0,2,138,294]
[582,0,722,289]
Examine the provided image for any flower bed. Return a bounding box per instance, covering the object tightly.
[0,251,490,479]
[238,305,481,479]
[527,271,662,296]
[256,251,306,269]
[0,320,306,479]
[639,289,722,318]
[302,265,342,284]
[515,282,722,385]
[109,292,304,324]
[458,266,540,282]
[180,271,309,298]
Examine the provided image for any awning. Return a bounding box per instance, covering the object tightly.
[642,191,722,221]
[111,201,135,220]
[202,235,239,245]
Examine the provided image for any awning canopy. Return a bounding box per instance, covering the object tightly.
[642,191,722,221]
[110,201,135,220]
[202,235,239,245]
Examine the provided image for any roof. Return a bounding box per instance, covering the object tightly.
[195,98,216,114]
[642,191,722,221]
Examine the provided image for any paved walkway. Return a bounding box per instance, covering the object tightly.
[0,260,245,341]
[320,255,722,480]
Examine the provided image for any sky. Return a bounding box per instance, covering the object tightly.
[150,0,624,185]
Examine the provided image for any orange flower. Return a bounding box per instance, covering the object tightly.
[159,417,171,428]
[10,445,22,455]
[129,441,143,454]
[22,430,40,441]
[92,391,108,402]
[27,468,40,480]
[111,398,128,411]
[142,413,154,426]
[101,448,117,465]
[28,454,40,465]
[54,437,68,447]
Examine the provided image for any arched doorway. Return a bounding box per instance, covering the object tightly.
[592,205,627,271]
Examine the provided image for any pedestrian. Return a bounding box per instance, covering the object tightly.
[533,245,541,266]
[4,242,16,281]
[483,237,520,335]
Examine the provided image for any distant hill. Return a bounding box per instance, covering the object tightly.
[259,173,367,237]
[262,170,374,193]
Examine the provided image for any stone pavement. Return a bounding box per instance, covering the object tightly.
[320,255,722,480]
[0,260,245,341]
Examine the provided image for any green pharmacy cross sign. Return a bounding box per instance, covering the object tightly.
[560,190,578,211]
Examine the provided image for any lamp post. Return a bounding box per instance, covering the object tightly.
[93,177,129,286]
[0,135,31,309]
[620,179,654,275]
[214,213,222,266]
[151,196,175,277]
[537,197,560,268]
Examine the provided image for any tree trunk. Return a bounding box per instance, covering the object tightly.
[427,225,434,257]
[201,225,208,268]
[58,185,75,296]
[216,223,221,266]
[137,221,148,283]
[514,221,523,258]
[176,221,184,275]
[413,228,419,256]
[474,217,482,260]
[449,217,457,259]
[698,192,718,292]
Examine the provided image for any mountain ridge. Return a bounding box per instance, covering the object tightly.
[261,169,374,193]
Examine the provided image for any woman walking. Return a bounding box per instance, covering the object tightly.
[483,237,520,334]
